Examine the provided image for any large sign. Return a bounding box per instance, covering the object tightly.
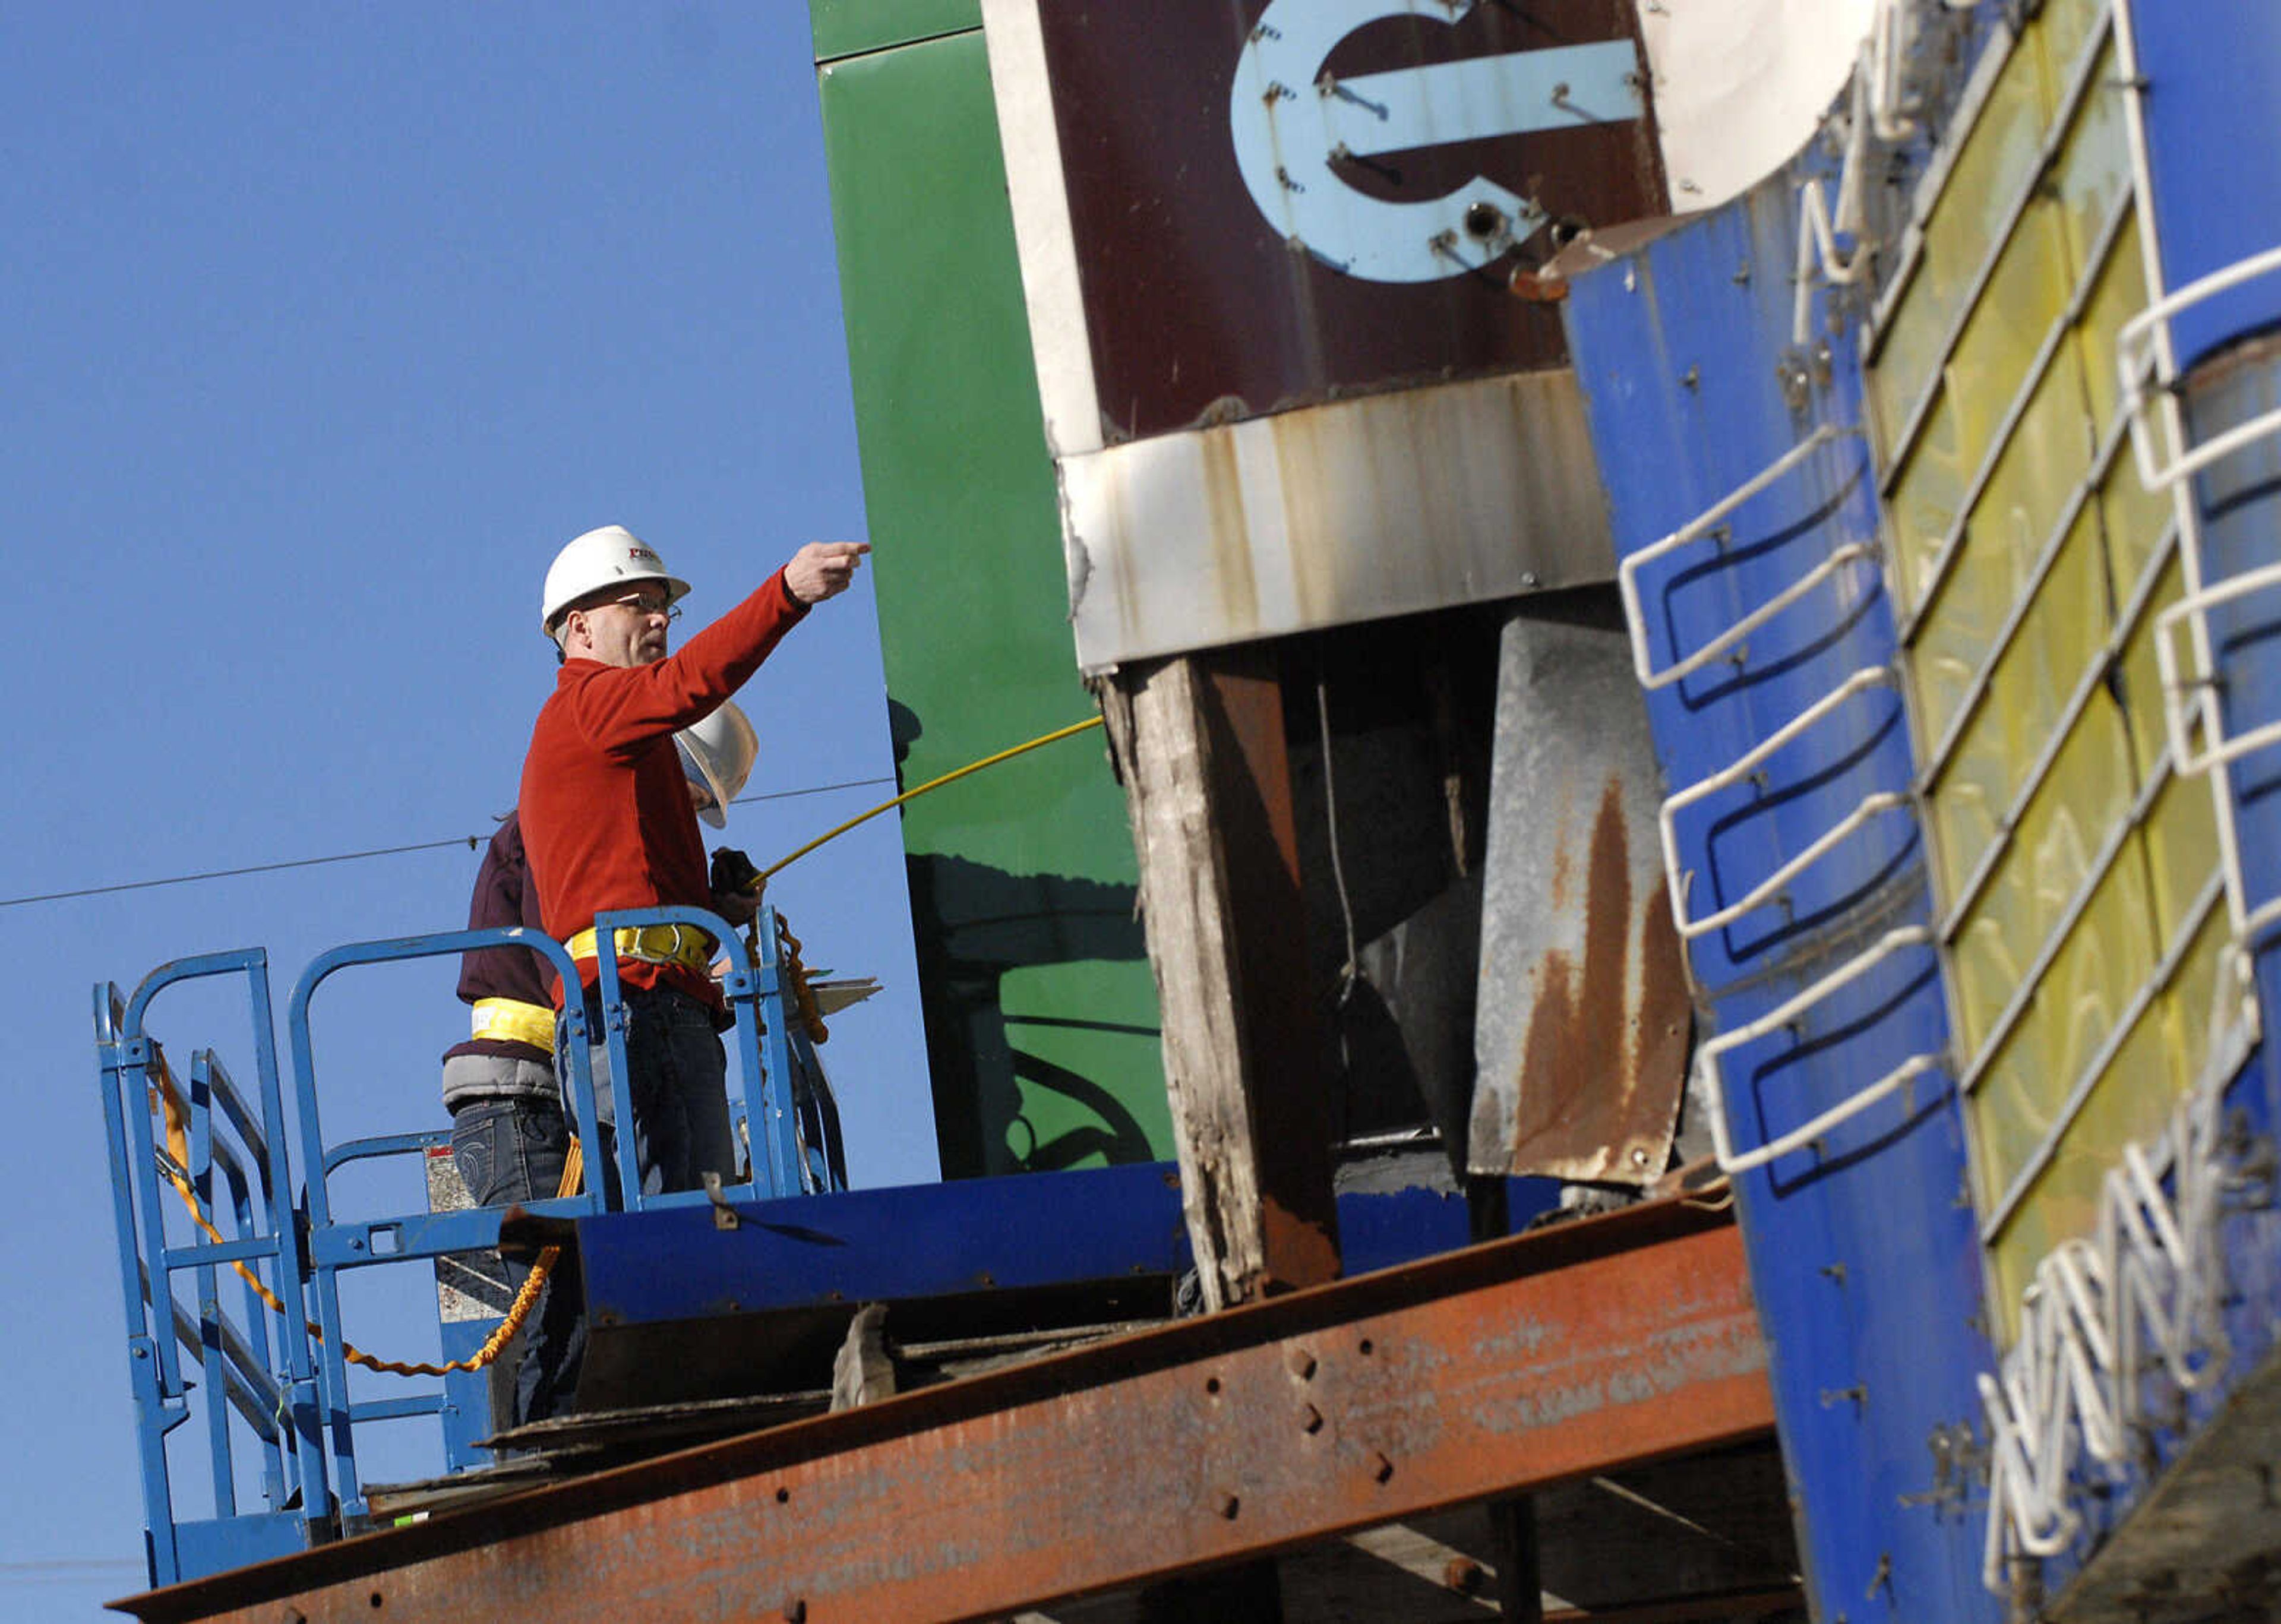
[1007,0,1665,446]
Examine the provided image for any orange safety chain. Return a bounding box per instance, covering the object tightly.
[146,1045,581,1377]
[778,914,829,1045]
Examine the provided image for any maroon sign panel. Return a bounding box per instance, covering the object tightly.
[1032,0,1667,444]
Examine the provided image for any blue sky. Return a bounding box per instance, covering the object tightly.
[2,7,935,1614]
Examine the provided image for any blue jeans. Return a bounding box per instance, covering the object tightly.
[560,982,735,1197]
[448,1097,591,1430]
[449,1096,570,1211]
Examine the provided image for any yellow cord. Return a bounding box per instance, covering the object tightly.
[739,715,1107,1044]
[757,715,1103,882]
[143,716,1108,1380]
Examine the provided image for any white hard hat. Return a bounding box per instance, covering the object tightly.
[676,700,758,829]
[541,525,691,638]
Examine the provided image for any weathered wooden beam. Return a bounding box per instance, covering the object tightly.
[1098,649,1339,1309]
[827,1303,893,1411]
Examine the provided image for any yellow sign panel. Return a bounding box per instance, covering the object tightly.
[1868,7,2225,1342]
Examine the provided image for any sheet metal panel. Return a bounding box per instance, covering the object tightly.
[1853,0,2220,1344]
[579,1163,1187,1326]
[1560,134,2001,1624]
[810,0,977,61]
[2187,341,2281,970]
[574,1165,1554,1335]
[2029,342,2281,1617]
[1470,608,1688,1183]
[984,0,1668,665]
[1850,1,2281,1607]
[1567,202,1920,997]
[120,1205,1771,1624]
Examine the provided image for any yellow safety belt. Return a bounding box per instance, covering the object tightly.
[470,997,556,1051]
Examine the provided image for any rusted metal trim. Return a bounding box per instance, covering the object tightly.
[121,1199,1769,1624]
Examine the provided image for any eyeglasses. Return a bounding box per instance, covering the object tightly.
[600,590,681,622]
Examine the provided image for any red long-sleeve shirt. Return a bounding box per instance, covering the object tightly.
[519,570,807,1009]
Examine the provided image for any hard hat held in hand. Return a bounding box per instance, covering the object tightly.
[677,700,759,829]
[541,525,692,637]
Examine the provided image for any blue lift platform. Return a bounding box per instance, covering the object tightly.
[97,905,1540,1593]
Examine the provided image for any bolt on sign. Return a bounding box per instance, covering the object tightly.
[982,0,1669,668]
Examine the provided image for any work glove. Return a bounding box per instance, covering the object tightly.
[710,846,763,927]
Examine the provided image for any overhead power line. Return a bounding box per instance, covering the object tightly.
[0,1559,146,1574]
[0,775,898,912]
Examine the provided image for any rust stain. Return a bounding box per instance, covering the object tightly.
[1255,1196,1343,1298]
[1632,866,1691,1139]
[1197,425,1260,634]
[1509,776,1689,1181]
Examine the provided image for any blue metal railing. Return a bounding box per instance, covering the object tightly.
[100,905,846,1581]
[185,1049,289,1521]
[97,949,324,1587]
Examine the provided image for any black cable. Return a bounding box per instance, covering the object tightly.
[729,774,894,807]
[0,837,486,908]
[0,775,898,911]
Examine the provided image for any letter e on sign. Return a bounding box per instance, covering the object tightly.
[1230,0,1643,283]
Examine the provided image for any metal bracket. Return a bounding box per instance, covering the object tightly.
[1617,424,1868,692]
[2119,241,2281,494]
[1657,667,1906,943]
[2153,559,2281,778]
[701,1173,740,1231]
[1694,926,1946,1175]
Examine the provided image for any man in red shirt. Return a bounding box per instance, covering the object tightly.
[519,524,866,1209]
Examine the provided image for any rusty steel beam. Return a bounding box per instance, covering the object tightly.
[122,1199,1770,1624]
